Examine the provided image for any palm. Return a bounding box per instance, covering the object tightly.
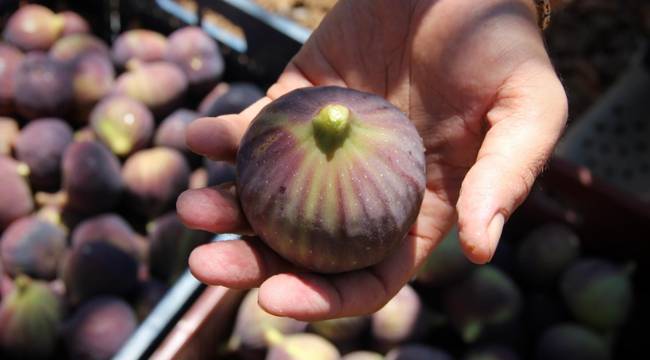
[178,0,568,320]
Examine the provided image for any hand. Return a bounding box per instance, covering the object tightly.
[177,0,567,321]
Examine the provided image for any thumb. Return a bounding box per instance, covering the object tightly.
[456,62,568,264]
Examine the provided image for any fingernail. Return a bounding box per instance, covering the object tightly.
[487,213,505,261]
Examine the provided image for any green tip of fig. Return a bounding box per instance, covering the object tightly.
[313,103,351,153]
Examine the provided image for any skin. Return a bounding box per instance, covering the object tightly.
[177,0,568,321]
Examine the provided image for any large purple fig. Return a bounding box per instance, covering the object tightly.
[535,324,610,360]
[111,29,168,68]
[0,216,66,280]
[14,52,74,119]
[15,118,73,191]
[0,275,63,359]
[154,108,199,163]
[198,82,264,117]
[0,44,24,115]
[59,11,90,36]
[71,213,142,259]
[165,26,224,96]
[266,332,340,360]
[90,95,154,157]
[0,156,33,230]
[205,159,236,187]
[342,351,383,360]
[62,141,123,214]
[122,147,190,218]
[0,117,19,155]
[64,296,138,360]
[49,33,109,64]
[3,4,64,51]
[385,345,454,360]
[416,226,474,287]
[236,86,426,273]
[71,53,115,123]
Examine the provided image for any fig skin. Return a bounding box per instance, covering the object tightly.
[59,11,90,36]
[122,147,190,218]
[90,95,154,157]
[535,323,610,360]
[0,216,67,281]
[560,258,633,331]
[0,156,33,230]
[266,332,340,360]
[15,118,74,191]
[198,82,264,117]
[0,44,24,116]
[72,53,116,123]
[154,108,200,164]
[64,296,138,360]
[14,52,74,119]
[385,345,454,360]
[71,213,142,260]
[111,29,168,68]
[3,4,64,51]
[342,351,384,360]
[236,86,426,273]
[205,159,236,186]
[371,284,428,350]
[416,226,474,287]
[0,117,19,155]
[49,33,109,64]
[62,141,123,214]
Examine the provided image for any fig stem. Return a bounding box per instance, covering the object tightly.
[312,104,351,156]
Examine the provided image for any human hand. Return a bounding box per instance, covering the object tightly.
[177,0,568,321]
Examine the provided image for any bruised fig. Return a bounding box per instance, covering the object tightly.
[0,156,33,230]
[3,4,64,51]
[385,345,454,360]
[90,95,154,156]
[111,29,168,68]
[266,332,340,360]
[0,275,63,359]
[71,53,115,123]
[205,159,236,186]
[236,86,426,273]
[49,33,109,64]
[154,108,199,163]
[0,216,66,280]
[15,118,73,191]
[0,117,19,155]
[560,258,633,331]
[416,226,474,287]
[59,11,90,35]
[309,315,368,345]
[71,213,141,259]
[199,82,264,117]
[122,147,190,218]
[342,351,384,360]
[64,296,138,360]
[0,44,23,115]
[535,324,610,360]
[165,26,224,96]
[14,52,74,119]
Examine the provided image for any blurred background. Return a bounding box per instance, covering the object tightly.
[0,0,648,359]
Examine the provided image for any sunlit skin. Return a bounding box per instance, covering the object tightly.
[177,0,568,321]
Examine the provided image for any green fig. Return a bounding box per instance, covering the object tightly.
[535,323,610,360]
[416,225,474,287]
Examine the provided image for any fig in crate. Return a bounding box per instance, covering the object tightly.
[0,156,33,231]
[111,29,168,68]
[154,108,200,164]
[71,53,116,124]
[385,345,454,360]
[49,33,109,64]
[266,332,340,360]
[0,44,24,116]
[71,213,143,260]
[198,82,264,117]
[416,226,474,287]
[59,10,90,35]
[535,323,610,360]
[309,315,368,346]
[0,117,19,155]
[3,4,64,51]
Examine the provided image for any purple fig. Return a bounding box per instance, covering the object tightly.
[59,11,90,36]
[111,29,168,68]
[442,265,522,343]
[560,258,633,331]
[309,315,368,345]
[62,141,123,214]
[0,275,63,359]
[71,213,142,259]
[154,108,198,160]
[71,53,116,123]
[0,156,33,230]
[342,351,384,360]
[266,332,340,360]
[236,86,425,273]
[90,95,154,156]
[165,26,224,96]
[147,212,211,284]
[64,296,138,360]
[112,61,188,117]
[49,33,109,64]
[416,226,474,287]
[122,147,190,218]
[0,44,24,115]
[15,118,73,191]
[14,52,74,119]
[0,216,66,280]
[198,82,264,117]
[134,280,168,321]
[385,345,454,360]
[205,159,236,187]
[463,345,520,360]
[3,4,64,51]
[535,324,610,360]
[0,117,19,155]
[516,223,580,287]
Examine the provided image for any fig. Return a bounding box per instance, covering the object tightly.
[463,345,520,360]
[0,275,63,359]
[147,212,211,283]
[61,240,139,305]
[0,117,19,155]
[385,345,454,360]
[205,159,236,186]
[14,52,74,119]
[165,26,224,96]
[535,324,610,360]
[49,33,109,64]
[122,147,190,218]
[266,332,340,360]
[198,82,264,117]
[236,86,426,273]
[14,118,73,191]
[442,265,522,343]
[0,156,33,230]
[71,53,116,123]
[516,223,580,287]
[134,280,168,321]
[560,258,633,331]
[416,226,474,287]
[64,296,138,360]
[111,29,168,68]
[0,216,66,280]
[342,351,383,360]
[3,4,64,51]
[59,11,90,35]
[71,213,142,259]
[0,44,24,115]
[90,95,154,156]
[62,141,123,214]
[227,289,307,355]
[309,315,368,345]
[154,108,199,163]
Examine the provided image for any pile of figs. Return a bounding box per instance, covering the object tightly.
[0,4,261,359]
